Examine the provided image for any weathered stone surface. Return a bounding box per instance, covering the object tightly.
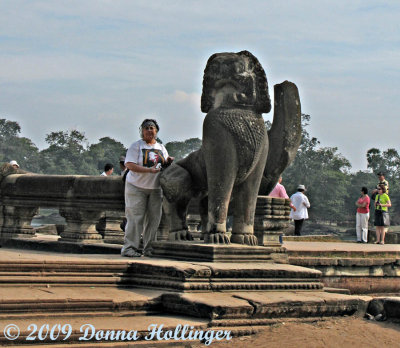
[368,229,400,244]
[289,252,400,294]
[0,247,376,341]
[0,253,323,292]
[1,174,124,209]
[162,292,254,319]
[161,291,369,320]
[0,174,124,243]
[96,210,125,244]
[254,196,291,246]
[1,205,38,239]
[151,241,285,262]
[259,81,302,195]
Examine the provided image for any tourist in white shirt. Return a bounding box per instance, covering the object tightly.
[289,184,310,236]
[101,163,114,176]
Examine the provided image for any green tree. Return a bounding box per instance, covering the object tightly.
[39,129,94,174]
[165,138,202,161]
[283,114,352,222]
[0,119,21,138]
[87,137,127,174]
[0,118,40,172]
[367,148,400,181]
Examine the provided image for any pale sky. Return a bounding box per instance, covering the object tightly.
[1,1,399,171]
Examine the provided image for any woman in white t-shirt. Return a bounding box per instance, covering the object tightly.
[121,119,174,257]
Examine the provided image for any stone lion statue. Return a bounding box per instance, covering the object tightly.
[160,50,301,245]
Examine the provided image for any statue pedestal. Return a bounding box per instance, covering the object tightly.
[151,241,286,263]
[129,241,321,292]
[254,196,291,247]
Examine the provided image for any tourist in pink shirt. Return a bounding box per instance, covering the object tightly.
[355,186,370,243]
[269,177,296,211]
[269,177,289,198]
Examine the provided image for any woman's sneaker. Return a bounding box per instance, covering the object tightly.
[142,250,153,257]
[121,249,142,257]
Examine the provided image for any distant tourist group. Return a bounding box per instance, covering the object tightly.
[355,172,391,245]
[268,172,392,244]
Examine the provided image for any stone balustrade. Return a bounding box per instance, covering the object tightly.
[0,170,292,247]
[0,174,125,243]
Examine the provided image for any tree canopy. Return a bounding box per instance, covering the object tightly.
[0,118,40,172]
[282,114,353,222]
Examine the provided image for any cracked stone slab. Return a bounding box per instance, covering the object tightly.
[161,293,254,319]
[233,291,371,318]
[160,292,372,320]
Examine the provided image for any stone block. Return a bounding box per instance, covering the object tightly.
[151,241,282,262]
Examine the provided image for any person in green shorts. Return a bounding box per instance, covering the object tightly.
[374,184,391,245]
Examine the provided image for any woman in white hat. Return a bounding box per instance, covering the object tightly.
[289,185,311,236]
[9,160,19,169]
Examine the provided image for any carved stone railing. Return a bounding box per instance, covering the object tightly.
[0,174,125,243]
[0,170,291,247]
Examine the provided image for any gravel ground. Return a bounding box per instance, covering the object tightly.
[191,316,400,348]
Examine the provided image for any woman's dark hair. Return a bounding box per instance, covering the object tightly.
[378,184,386,193]
[361,187,368,194]
[297,189,304,192]
[140,118,159,133]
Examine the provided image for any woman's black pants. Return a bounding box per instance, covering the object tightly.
[294,219,304,236]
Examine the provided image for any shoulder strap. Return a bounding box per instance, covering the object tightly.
[377,194,382,210]
[122,169,129,183]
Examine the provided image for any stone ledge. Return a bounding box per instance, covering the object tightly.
[0,237,121,254]
[288,250,400,258]
[152,241,285,262]
[289,257,400,267]
[161,291,371,320]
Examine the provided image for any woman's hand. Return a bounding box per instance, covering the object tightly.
[126,162,160,174]
[149,164,161,174]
